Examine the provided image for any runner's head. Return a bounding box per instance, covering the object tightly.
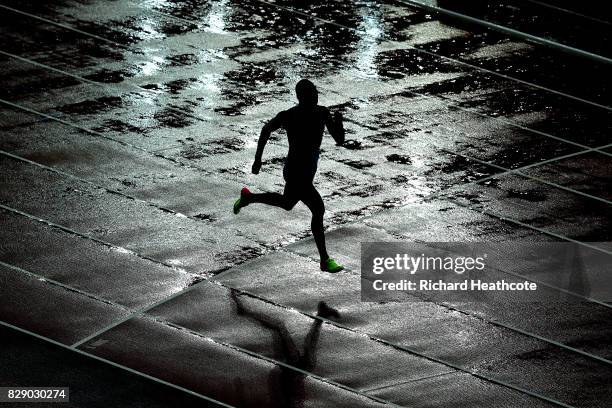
[296,79,318,107]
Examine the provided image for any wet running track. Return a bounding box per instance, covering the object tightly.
[0,1,611,407]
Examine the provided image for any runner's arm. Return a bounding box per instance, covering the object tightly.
[253,113,283,174]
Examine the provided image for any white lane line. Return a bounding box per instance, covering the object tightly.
[0,320,236,408]
[394,0,612,65]
[519,0,612,26]
[0,261,404,407]
[0,257,578,408]
[254,0,612,112]
[2,0,611,115]
[5,46,611,161]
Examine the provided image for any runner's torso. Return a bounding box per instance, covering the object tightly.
[277,105,328,182]
[280,105,327,160]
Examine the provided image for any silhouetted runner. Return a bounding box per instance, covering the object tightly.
[233,79,345,273]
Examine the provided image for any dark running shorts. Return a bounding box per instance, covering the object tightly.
[283,151,320,184]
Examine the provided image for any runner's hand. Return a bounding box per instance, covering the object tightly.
[252,159,262,174]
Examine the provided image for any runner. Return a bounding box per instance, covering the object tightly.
[233,79,346,273]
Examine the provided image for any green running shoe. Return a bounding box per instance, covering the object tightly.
[321,258,344,273]
[233,187,251,215]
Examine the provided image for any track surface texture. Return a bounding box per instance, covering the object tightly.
[0,1,611,407]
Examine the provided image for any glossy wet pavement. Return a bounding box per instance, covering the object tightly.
[0,1,611,407]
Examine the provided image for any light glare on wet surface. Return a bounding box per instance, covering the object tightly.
[0,0,611,407]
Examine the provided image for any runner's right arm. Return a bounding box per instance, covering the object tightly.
[253,113,284,174]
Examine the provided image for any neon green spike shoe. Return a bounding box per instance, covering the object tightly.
[320,258,344,273]
[233,187,252,215]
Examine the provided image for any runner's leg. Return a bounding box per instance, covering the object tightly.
[248,180,300,211]
[300,184,329,263]
[248,192,295,210]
